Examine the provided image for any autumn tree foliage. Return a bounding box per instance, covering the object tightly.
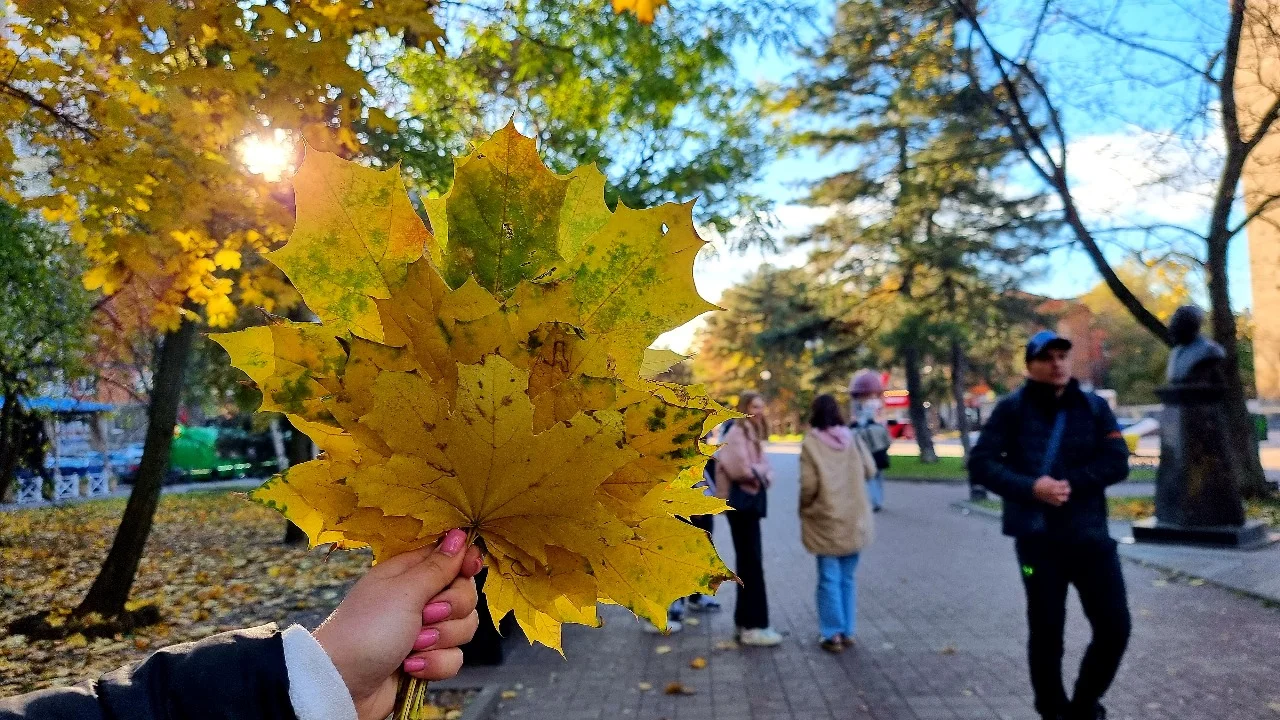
[0,0,448,621]
[0,203,93,497]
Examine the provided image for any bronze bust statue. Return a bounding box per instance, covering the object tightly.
[1165,305,1226,385]
[1133,303,1263,545]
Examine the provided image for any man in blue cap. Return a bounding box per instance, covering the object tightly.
[970,330,1132,720]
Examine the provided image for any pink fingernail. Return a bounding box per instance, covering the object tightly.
[422,601,451,624]
[403,657,426,673]
[439,529,466,556]
[413,628,441,650]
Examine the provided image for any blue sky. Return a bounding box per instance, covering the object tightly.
[661,0,1255,353]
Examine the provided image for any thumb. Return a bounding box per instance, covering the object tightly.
[404,528,470,605]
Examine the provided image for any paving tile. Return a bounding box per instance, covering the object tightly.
[448,454,1280,720]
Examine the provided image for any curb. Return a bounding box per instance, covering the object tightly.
[950,500,1000,520]
[427,685,501,720]
[887,476,966,485]
[463,686,501,720]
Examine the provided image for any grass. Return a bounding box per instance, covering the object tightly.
[882,454,1156,483]
[883,455,967,481]
[971,495,1280,526]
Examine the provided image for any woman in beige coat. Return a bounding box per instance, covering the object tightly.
[799,393,876,653]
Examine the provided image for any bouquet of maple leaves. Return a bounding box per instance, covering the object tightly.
[215,125,736,690]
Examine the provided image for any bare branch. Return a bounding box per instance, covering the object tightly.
[1242,94,1280,154]
[1219,1,1247,148]
[1230,191,1280,238]
[947,0,1172,344]
[1019,0,1053,62]
[1057,9,1218,82]
[1089,222,1208,243]
[0,81,99,140]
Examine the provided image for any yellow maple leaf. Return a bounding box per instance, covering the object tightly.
[215,124,736,652]
[267,150,431,342]
[612,0,669,24]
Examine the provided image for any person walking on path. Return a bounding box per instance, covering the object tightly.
[799,394,876,653]
[849,370,891,512]
[714,391,782,647]
[970,331,1132,720]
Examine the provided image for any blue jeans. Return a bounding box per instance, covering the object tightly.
[867,470,885,510]
[815,553,860,641]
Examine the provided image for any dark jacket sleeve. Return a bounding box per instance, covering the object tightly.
[969,397,1039,504]
[1064,398,1130,492]
[0,624,297,720]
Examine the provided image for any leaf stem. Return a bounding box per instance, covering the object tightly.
[394,675,429,720]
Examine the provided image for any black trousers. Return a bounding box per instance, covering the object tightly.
[727,510,769,629]
[688,514,716,602]
[1015,535,1131,718]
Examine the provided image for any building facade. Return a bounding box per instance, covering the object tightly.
[1240,1,1280,400]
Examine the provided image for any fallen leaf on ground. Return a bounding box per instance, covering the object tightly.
[940,644,957,655]
[637,682,653,691]
[655,644,672,655]
[713,639,739,651]
[0,493,366,697]
[1189,578,1206,586]
[501,690,519,700]
[683,617,700,626]
[1267,701,1280,714]
[689,656,708,669]
[664,681,696,695]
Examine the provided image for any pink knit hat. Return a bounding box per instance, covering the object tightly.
[849,369,884,396]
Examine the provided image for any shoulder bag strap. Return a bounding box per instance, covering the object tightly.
[1039,409,1067,478]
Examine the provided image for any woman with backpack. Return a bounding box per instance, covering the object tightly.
[714,391,782,647]
[849,369,891,512]
[800,394,876,653]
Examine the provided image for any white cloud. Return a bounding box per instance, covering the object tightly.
[1062,129,1222,227]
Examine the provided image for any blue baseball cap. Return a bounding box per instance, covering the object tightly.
[1025,330,1072,362]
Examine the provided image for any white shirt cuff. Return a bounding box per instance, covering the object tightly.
[282,624,359,720]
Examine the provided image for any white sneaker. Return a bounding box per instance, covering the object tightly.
[643,619,683,634]
[737,627,782,647]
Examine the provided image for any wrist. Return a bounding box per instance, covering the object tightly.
[284,625,359,720]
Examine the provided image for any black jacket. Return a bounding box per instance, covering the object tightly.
[0,625,297,720]
[970,379,1129,539]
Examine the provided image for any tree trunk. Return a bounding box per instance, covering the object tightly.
[950,339,972,458]
[281,417,314,545]
[902,346,937,463]
[0,388,17,503]
[76,318,198,617]
[1206,242,1272,499]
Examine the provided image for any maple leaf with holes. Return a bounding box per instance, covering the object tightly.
[213,122,736,651]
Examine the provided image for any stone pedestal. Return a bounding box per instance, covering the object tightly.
[1132,383,1271,550]
[1131,517,1269,549]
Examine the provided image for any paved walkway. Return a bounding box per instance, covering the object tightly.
[448,452,1280,720]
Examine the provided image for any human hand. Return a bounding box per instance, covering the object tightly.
[313,529,484,720]
[1032,476,1071,507]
